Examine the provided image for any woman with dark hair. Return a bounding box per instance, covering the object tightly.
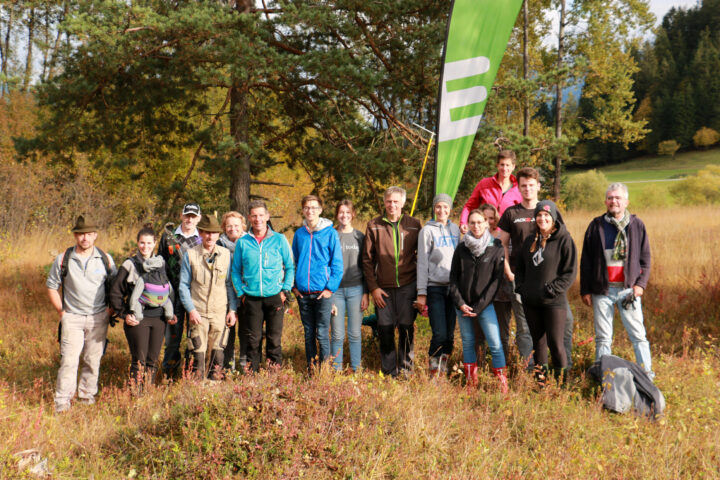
[515,200,577,385]
[449,210,508,393]
[110,225,177,390]
[329,199,368,371]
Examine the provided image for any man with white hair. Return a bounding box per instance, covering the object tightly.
[580,183,654,378]
[362,186,421,377]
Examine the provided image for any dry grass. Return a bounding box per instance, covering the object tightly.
[1,206,719,478]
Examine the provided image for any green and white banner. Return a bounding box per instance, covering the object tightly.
[435,0,523,198]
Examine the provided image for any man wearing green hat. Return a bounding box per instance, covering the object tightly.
[178,213,237,379]
[46,215,116,413]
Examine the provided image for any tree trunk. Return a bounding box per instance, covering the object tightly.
[228,0,253,214]
[47,0,67,80]
[229,83,251,214]
[40,5,50,81]
[2,5,14,94]
[22,7,35,91]
[553,0,565,201]
[523,0,529,137]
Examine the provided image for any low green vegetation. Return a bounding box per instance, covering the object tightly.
[564,148,720,209]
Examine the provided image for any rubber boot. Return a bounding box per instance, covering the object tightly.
[534,364,548,389]
[492,367,509,394]
[192,352,206,380]
[463,362,478,388]
[209,349,225,380]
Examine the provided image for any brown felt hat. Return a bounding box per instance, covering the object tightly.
[197,214,223,233]
[71,215,98,233]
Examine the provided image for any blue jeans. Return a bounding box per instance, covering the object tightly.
[456,304,505,369]
[426,286,456,358]
[330,285,363,371]
[297,294,333,368]
[593,286,653,378]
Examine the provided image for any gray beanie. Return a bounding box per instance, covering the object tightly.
[432,193,453,208]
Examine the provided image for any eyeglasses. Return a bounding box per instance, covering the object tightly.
[302,206,321,211]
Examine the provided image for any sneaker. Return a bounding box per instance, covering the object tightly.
[55,403,71,414]
[77,397,95,405]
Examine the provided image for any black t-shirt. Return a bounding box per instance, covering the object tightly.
[498,205,536,272]
[498,203,565,272]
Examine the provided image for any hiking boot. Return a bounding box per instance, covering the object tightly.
[428,355,440,377]
[438,354,449,375]
[77,397,95,405]
[55,402,71,414]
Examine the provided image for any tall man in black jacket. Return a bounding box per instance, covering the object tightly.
[580,183,654,379]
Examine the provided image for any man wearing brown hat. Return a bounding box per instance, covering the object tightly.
[178,213,237,379]
[46,215,116,413]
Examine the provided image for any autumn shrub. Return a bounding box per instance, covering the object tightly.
[563,169,608,210]
[657,139,680,157]
[692,127,720,149]
[669,165,720,204]
[634,183,671,208]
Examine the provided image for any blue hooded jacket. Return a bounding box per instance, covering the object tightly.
[292,218,344,293]
[231,228,294,298]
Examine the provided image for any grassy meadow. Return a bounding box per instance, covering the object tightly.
[1,205,720,479]
[567,148,720,206]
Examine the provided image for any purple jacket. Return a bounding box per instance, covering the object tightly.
[580,214,651,296]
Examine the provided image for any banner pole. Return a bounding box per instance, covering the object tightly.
[410,132,435,217]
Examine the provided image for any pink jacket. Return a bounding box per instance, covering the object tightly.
[460,174,522,225]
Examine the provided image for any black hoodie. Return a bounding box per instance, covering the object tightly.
[449,238,505,315]
[515,222,577,307]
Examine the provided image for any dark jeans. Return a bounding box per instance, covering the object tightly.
[297,294,333,368]
[523,303,568,369]
[244,294,284,372]
[162,301,189,376]
[223,304,248,371]
[426,286,456,358]
[376,282,416,377]
[124,315,165,383]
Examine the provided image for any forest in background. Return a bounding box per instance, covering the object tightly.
[0,0,719,235]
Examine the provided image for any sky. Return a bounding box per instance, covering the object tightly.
[649,0,700,24]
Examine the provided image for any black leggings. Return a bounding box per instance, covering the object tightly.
[124,315,166,382]
[522,304,567,369]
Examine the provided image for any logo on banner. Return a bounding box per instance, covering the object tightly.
[438,56,490,142]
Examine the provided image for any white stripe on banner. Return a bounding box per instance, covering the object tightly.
[438,56,490,142]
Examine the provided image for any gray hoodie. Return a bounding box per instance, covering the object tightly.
[416,220,461,295]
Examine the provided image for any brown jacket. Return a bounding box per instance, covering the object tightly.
[362,214,421,291]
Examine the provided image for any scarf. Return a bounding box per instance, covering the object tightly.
[604,211,630,260]
[530,228,556,266]
[463,229,493,257]
[218,233,239,255]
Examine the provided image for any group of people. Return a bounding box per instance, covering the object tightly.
[46,149,654,414]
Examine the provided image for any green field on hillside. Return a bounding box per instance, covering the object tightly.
[567,148,720,206]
